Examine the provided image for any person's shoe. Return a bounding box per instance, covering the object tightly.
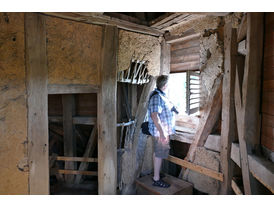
[152,178,170,188]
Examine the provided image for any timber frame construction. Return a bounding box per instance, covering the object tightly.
[0,12,273,195]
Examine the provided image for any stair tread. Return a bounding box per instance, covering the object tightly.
[136,174,193,195]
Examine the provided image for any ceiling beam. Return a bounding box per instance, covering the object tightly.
[42,12,164,37]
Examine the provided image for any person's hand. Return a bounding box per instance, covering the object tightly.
[159,131,169,144]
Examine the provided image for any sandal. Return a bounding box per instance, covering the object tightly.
[152,178,170,188]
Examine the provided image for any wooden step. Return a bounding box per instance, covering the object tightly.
[136,174,193,195]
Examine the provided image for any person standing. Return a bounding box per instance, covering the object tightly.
[148,75,176,188]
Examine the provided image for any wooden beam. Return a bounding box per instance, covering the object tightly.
[231,179,243,195]
[52,169,98,176]
[75,125,97,184]
[62,94,76,183]
[242,13,264,154]
[49,116,97,125]
[166,33,201,44]
[237,14,247,43]
[42,12,163,37]
[233,13,264,195]
[219,23,237,195]
[25,13,49,195]
[149,13,180,27]
[182,80,222,180]
[160,39,171,75]
[48,84,99,94]
[166,155,223,182]
[121,76,156,194]
[231,143,274,193]
[98,25,118,195]
[52,156,98,163]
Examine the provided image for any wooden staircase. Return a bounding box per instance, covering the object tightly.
[135,174,193,195]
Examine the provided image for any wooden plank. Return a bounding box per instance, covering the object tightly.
[157,14,190,30]
[231,179,243,195]
[121,77,156,194]
[136,174,193,195]
[75,125,97,184]
[25,13,49,195]
[160,39,170,75]
[98,25,118,195]
[170,64,200,73]
[263,69,274,81]
[52,156,98,162]
[263,46,274,58]
[171,39,200,51]
[49,116,97,125]
[263,80,274,92]
[171,54,200,64]
[237,14,247,43]
[262,114,274,127]
[235,52,252,195]
[166,155,223,182]
[149,13,180,27]
[220,24,237,195]
[261,135,274,151]
[166,33,201,44]
[182,80,222,180]
[262,102,274,116]
[171,46,200,57]
[231,143,274,193]
[48,84,99,94]
[262,92,274,103]
[261,125,274,139]
[52,169,98,176]
[264,56,274,70]
[62,94,76,183]
[42,12,163,37]
[185,81,222,161]
[242,12,264,153]
[170,61,200,71]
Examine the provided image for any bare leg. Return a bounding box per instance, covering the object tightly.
[153,153,162,181]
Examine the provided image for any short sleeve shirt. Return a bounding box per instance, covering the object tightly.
[148,89,175,137]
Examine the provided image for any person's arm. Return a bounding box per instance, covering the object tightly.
[151,112,168,142]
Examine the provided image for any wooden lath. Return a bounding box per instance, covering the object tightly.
[117,59,150,85]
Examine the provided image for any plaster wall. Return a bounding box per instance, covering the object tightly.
[0,13,29,194]
[46,16,103,86]
[118,30,161,76]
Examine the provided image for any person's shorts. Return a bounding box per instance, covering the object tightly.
[153,136,170,159]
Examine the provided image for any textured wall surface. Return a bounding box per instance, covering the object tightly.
[170,16,225,108]
[187,147,220,194]
[46,16,103,85]
[118,30,161,76]
[0,13,29,194]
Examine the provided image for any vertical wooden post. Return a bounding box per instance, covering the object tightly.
[98,25,118,195]
[62,94,76,183]
[25,13,49,194]
[234,12,264,195]
[242,13,264,154]
[220,22,237,194]
[160,39,171,75]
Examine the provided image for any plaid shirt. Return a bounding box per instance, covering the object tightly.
[148,89,175,137]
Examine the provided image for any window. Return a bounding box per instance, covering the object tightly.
[167,70,200,116]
